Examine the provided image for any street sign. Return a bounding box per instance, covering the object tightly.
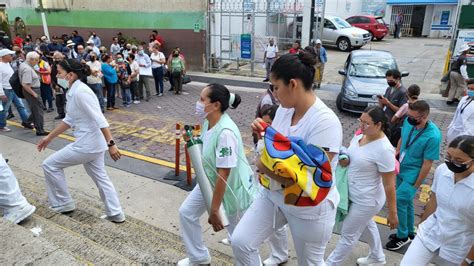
[194,23,200,33]
[241,34,252,59]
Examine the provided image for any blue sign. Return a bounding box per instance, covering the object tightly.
[241,34,251,59]
[440,11,450,25]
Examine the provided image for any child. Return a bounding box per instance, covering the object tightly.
[391,84,420,124]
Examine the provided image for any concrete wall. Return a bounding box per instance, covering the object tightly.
[429,4,457,38]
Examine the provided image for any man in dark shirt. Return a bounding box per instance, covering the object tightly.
[379,69,407,146]
[71,30,85,49]
[447,44,470,105]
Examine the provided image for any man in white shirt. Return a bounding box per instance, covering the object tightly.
[136,45,155,101]
[0,49,31,132]
[110,37,121,56]
[86,40,100,57]
[263,38,278,82]
[127,53,140,104]
[88,32,101,47]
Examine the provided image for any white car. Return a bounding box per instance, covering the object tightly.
[319,15,372,52]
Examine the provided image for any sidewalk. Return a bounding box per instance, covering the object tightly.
[0,134,404,265]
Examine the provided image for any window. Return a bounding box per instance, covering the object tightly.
[324,19,336,29]
[361,17,372,24]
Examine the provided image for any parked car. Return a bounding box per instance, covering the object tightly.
[319,15,372,52]
[346,15,389,41]
[336,50,409,113]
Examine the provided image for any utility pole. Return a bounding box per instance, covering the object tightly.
[302,0,325,47]
[38,0,50,40]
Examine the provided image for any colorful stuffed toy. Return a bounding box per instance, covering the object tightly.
[258,122,333,206]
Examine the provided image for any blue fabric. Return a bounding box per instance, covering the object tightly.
[387,0,457,4]
[101,63,118,84]
[0,89,30,127]
[398,119,441,184]
[319,47,328,64]
[88,83,104,111]
[396,176,416,238]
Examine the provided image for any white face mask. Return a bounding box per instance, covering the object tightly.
[195,101,209,119]
[57,78,69,89]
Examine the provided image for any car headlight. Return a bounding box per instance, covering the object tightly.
[344,86,357,99]
[351,33,362,38]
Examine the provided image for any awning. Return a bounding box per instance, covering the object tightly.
[387,0,458,4]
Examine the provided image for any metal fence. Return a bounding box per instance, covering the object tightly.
[205,0,305,77]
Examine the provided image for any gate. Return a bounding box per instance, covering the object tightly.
[205,0,304,77]
[390,5,414,37]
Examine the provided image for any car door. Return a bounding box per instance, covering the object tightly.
[322,19,338,45]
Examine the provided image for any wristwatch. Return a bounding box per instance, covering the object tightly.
[107,139,116,147]
[466,258,474,266]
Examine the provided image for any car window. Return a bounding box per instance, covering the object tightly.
[346,17,357,24]
[361,17,372,23]
[324,19,336,29]
[376,18,386,25]
[333,17,352,28]
[348,57,397,78]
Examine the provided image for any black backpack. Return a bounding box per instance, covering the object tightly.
[9,70,24,98]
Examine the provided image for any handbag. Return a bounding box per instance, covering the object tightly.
[182,74,191,84]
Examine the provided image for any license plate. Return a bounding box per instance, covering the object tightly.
[367,102,378,107]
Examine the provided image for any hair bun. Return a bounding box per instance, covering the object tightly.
[298,51,317,67]
[229,93,241,109]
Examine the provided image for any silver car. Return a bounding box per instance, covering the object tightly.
[336,50,409,113]
[321,16,372,52]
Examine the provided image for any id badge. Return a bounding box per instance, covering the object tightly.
[399,151,406,163]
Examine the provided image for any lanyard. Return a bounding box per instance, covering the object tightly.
[405,124,427,150]
[460,98,473,114]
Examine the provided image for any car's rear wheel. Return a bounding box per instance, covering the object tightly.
[336,93,344,112]
[376,37,384,41]
[337,37,351,52]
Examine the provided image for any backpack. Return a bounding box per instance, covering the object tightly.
[9,70,24,98]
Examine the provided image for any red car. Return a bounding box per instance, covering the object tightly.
[346,15,388,41]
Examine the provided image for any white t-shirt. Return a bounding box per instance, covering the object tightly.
[86,61,103,84]
[129,61,140,81]
[347,134,395,206]
[265,45,278,59]
[268,97,343,219]
[202,128,238,168]
[447,96,474,144]
[418,164,474,264]
[150,52,165,68]
[0,62,14,95]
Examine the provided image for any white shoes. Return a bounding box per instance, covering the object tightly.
[357,256,386,265]
[4,203,36,224]
[50,201,76,213]
[101,213,126,223]
[177,257,211,266]
[219,238,231,246]
[263,256,288,266]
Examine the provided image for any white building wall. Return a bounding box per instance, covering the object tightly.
[429,4,457,38]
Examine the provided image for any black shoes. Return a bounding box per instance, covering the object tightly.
[54,115,65,120]
[386,236,411,251]
[389,233,415,241]
[6,114,14,120]
[21,122,34,129]
[36,131,50,136]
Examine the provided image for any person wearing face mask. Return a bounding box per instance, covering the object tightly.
[150,44,166,97]
[37,58,125,223]
[177,83,255,266]
[391,84,420,125]
[386,100,441,251]
[446,81,474,144]
[101,54,119,110]
[232,52,343,266]
[136,45,154,101]
[169,49,185,95]
[86,52,104,112]
[115,53,132,107]
[88,32,101,48]
[400,135,474,266]
[327,106,398,266]
[51,52,66,120]
[379,69,407,146]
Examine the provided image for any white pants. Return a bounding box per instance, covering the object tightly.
[327,201,385,265]
[42,145,122,216]
[401,236,458,266]
[0,154,28,213]
[231,194,336,266]
[266,224,289,263]
[179,185,243,263]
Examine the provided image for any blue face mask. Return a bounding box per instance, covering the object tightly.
[468,90,474,98]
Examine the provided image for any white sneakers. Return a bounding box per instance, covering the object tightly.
[177,257,211,266]
[263,256,288,266]
[4,203,36,224]
[50,201,76,213]
[357,256,386,265]
[101,213,126,223]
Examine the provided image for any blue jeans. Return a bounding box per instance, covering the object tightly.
[152,66,164,94]
[105,81,116,108]
[88,83,105,111]
[0,89,30,128]
[121,86,132,105]
[40,83,54,109]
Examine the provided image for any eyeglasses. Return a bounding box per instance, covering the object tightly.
[358,118,371,128]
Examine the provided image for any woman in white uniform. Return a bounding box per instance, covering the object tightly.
[37,59,125,223]
[231,52,343,266]
[446,83,474,144]
[177,84,255,265]
[327,106,398,266]
[401,135,474,265]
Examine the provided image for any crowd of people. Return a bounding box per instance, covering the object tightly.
[0,29,187,133]
[0,31,473,266]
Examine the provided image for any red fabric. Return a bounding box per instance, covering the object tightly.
[13,37,23,49]
[289,48,299,54]
[155,35,164,47]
